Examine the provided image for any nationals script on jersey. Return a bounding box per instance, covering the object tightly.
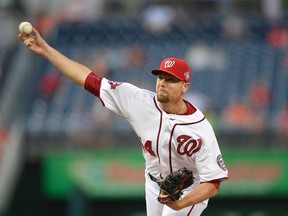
[84,74,228,185]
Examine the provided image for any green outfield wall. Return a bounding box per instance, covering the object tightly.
[42,148,288,199]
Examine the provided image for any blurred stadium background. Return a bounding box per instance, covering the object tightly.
[0,0,288,215]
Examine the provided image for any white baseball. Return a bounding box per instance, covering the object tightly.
[19,22,33,34]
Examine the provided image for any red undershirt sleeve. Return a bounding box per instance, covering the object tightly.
[201,180,221,191]
[209,180,221,190]
[84,72,103,97]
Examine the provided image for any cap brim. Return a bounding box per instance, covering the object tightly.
[151,69,184,81]
[151,69,163,75]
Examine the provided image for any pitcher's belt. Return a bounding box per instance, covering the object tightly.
[149,173,161,186]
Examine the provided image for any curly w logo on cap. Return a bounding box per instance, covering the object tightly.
[164,60,176,68]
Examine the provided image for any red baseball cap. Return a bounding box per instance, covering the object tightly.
[151,58,192,83]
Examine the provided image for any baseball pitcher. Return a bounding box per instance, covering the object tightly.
[19,28,228,216]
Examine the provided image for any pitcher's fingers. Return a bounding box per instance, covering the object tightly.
[24,37,33,46]
[32,28,41,38]
[18,32,33,41]
[24,40,31,47]
[18,33,27,41]
[24,38,31,45]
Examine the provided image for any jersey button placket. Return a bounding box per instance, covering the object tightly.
[159,115,173,175]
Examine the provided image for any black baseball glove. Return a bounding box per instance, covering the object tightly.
[157,167,194,204]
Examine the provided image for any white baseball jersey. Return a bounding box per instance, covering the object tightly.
[84,73,228,215]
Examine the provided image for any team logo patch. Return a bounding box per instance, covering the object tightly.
[108,80,122,89]
[184,72,190,81]
[176,135,202,157]
[217,154,227,171]
[164,60,175,68]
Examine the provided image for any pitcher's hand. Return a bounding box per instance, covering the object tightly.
[18,28,49,57]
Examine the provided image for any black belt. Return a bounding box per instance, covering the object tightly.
[149,173,161,185]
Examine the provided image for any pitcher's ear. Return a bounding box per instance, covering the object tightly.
[183,82,190,93]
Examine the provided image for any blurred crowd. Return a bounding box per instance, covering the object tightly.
[0,0,288,150]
